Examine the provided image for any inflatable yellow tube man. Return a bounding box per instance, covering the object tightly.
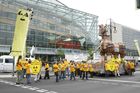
[10,8,33,58]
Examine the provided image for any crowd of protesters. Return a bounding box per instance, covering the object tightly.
[15,56,95,84]
[15,56,135,84]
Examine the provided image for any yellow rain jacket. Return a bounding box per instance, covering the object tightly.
[70,64,75,72]
[80,63,84,71]
[26,63,32,74]
[45,63,49,71]
[16,63,22,71]
[61,63,66,71]
[89,64,94,72]
[76,63,80,69]
[83,63,89,72]
[53,64,59,73]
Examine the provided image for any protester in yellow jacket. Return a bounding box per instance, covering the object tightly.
[75,62,80,76]
[70,62,76,80]
[61,61,66,80]
[89,63,94,78]
[82,62,89,80]
[53,62,59,82]
[20,59,28,79]
[16,56,23,84]
[64,59,70,77]
[26,59,32,84]
[80,62,84,78]
[126,61,135,75]
[44,62,50,79]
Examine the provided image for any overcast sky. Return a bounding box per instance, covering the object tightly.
[58,0,140,30]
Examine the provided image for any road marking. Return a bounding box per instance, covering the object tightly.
[28,87,39,90]
[0,79,58,93]
[0,75,16,78]
[21,85,32,89]
[87,78,140,88]
[90,78,140,84]
[36,89,49,92]
[49,91,58,93]
[14,84,22,87]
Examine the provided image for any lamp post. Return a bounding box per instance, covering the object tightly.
[106,18,117,41]
[110,18,112,41]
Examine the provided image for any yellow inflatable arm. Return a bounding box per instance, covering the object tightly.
[10,8,33,58]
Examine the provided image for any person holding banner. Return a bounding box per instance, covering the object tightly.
[33,58,42,82]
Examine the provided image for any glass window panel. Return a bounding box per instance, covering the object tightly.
[30,29,35,34]
[5,59,14,63]
[7,12,16,19]
[0,39,6,44]
[5,32,13,39]
[6,39,12,45]
[7,25,12,31]
[0,24,6,30]
[1,12,8,17]
[0,59,3,63]
[48,23,55,30]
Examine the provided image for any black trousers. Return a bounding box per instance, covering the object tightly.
[44,70,50,79]
[82,71,88,80]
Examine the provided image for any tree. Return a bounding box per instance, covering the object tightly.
[87,48,94,60]
[57,49,65,60]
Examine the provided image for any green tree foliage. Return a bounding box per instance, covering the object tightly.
[57,49,65,60]
[87,48,93,60]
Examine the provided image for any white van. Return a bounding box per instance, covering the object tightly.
[0,55,16,72]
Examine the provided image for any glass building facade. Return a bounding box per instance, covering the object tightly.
[112,23,140,56]
[0,0,98,60]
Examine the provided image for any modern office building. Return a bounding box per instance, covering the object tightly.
[112,23,140,56]
[0,0,98,61]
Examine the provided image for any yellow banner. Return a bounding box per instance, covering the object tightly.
[31,59,42,75]
[10,9,32,57]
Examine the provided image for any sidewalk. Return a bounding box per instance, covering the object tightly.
[0,71,54,78]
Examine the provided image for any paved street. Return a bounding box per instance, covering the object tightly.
[0,71,140,93]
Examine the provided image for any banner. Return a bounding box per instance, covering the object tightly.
[31,59,42,75]
[10,9,32,57]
